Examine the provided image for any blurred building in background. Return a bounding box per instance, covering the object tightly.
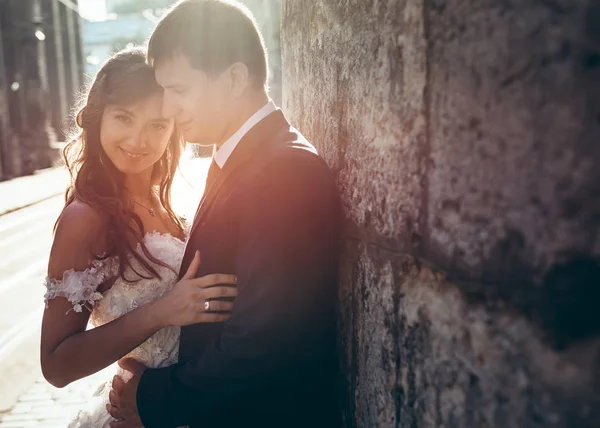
[83,14,155,75]
[105,0,130,10]
[105,0,172,13]
[0,0,84,181]
[0,0,281,180]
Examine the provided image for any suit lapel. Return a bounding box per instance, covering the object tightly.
[184,110,290,258]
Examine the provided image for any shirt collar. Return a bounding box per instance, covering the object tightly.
[214,101,277,168]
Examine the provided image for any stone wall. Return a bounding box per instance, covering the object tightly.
[282,1,600,427]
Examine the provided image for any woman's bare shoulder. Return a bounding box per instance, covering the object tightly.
[57,199,104,228]
[49,200,108,277]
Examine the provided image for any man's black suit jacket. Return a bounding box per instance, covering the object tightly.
[136,110,341,428]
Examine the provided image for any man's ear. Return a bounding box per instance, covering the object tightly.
[229,62,249,98]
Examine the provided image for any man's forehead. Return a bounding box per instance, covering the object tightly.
[154,53,193,81]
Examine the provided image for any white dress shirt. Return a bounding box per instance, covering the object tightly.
[214,101,277,168]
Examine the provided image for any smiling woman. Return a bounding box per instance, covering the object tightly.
[62,46,185,280]
[100,97,174,177]
[38,44,239,428]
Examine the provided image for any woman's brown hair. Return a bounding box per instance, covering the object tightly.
[60,47,185,282]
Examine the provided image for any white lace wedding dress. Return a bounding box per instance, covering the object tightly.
[43,231,186,427]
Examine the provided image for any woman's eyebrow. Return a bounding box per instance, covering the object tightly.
[165,83,187,90]
[111,106,136,117]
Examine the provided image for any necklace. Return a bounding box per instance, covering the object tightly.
[132,197,156,217]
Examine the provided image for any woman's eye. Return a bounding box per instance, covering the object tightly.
[151,123,167,131]
[116,114,131,123]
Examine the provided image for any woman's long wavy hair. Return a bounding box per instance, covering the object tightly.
[60,47,185,282]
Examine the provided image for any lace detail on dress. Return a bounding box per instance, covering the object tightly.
[43,257,118,313]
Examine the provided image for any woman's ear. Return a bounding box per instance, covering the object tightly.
[76,109,85,127]
[229,62,249,98]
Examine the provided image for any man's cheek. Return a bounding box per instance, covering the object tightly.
[184,96,197,114]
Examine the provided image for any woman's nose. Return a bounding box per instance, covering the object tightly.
[126,129,147,150]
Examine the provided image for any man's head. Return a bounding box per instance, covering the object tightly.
[148,0,268,145]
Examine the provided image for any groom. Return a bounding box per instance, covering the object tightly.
[107,1,340,427]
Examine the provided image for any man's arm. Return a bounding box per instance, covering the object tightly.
[136,152,340,427]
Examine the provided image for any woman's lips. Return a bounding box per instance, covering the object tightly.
[119,147,147,160]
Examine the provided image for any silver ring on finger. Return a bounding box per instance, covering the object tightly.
[204,300,211,312]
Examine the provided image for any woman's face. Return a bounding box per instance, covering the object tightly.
[100,93,175,177]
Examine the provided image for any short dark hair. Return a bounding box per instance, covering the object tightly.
[148,0,268,89]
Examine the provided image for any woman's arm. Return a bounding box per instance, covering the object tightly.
[41,293,166,388]
[41,201,169,387]
[41,202,237,388]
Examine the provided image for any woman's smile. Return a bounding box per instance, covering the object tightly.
[119,147,148,161]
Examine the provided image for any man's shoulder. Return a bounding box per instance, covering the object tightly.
[244,134,335,201]
[232,115,335,192]
[265,126,324,170]
[282,126,317,153]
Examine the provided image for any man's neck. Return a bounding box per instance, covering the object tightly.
[216,93,270,148]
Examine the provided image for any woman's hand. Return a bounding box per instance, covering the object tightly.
[154,251,237,327]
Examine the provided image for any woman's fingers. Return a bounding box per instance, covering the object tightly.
[201,300,234,312]
[192,273,237,288]
[199,313,232,323]
[201,286,238,300]
[182,251,201,280]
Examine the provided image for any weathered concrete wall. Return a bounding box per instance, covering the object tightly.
[282,1,600,427]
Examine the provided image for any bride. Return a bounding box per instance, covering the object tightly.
[40,47,237,427]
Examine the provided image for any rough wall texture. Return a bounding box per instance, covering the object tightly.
[282,1,600,427]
